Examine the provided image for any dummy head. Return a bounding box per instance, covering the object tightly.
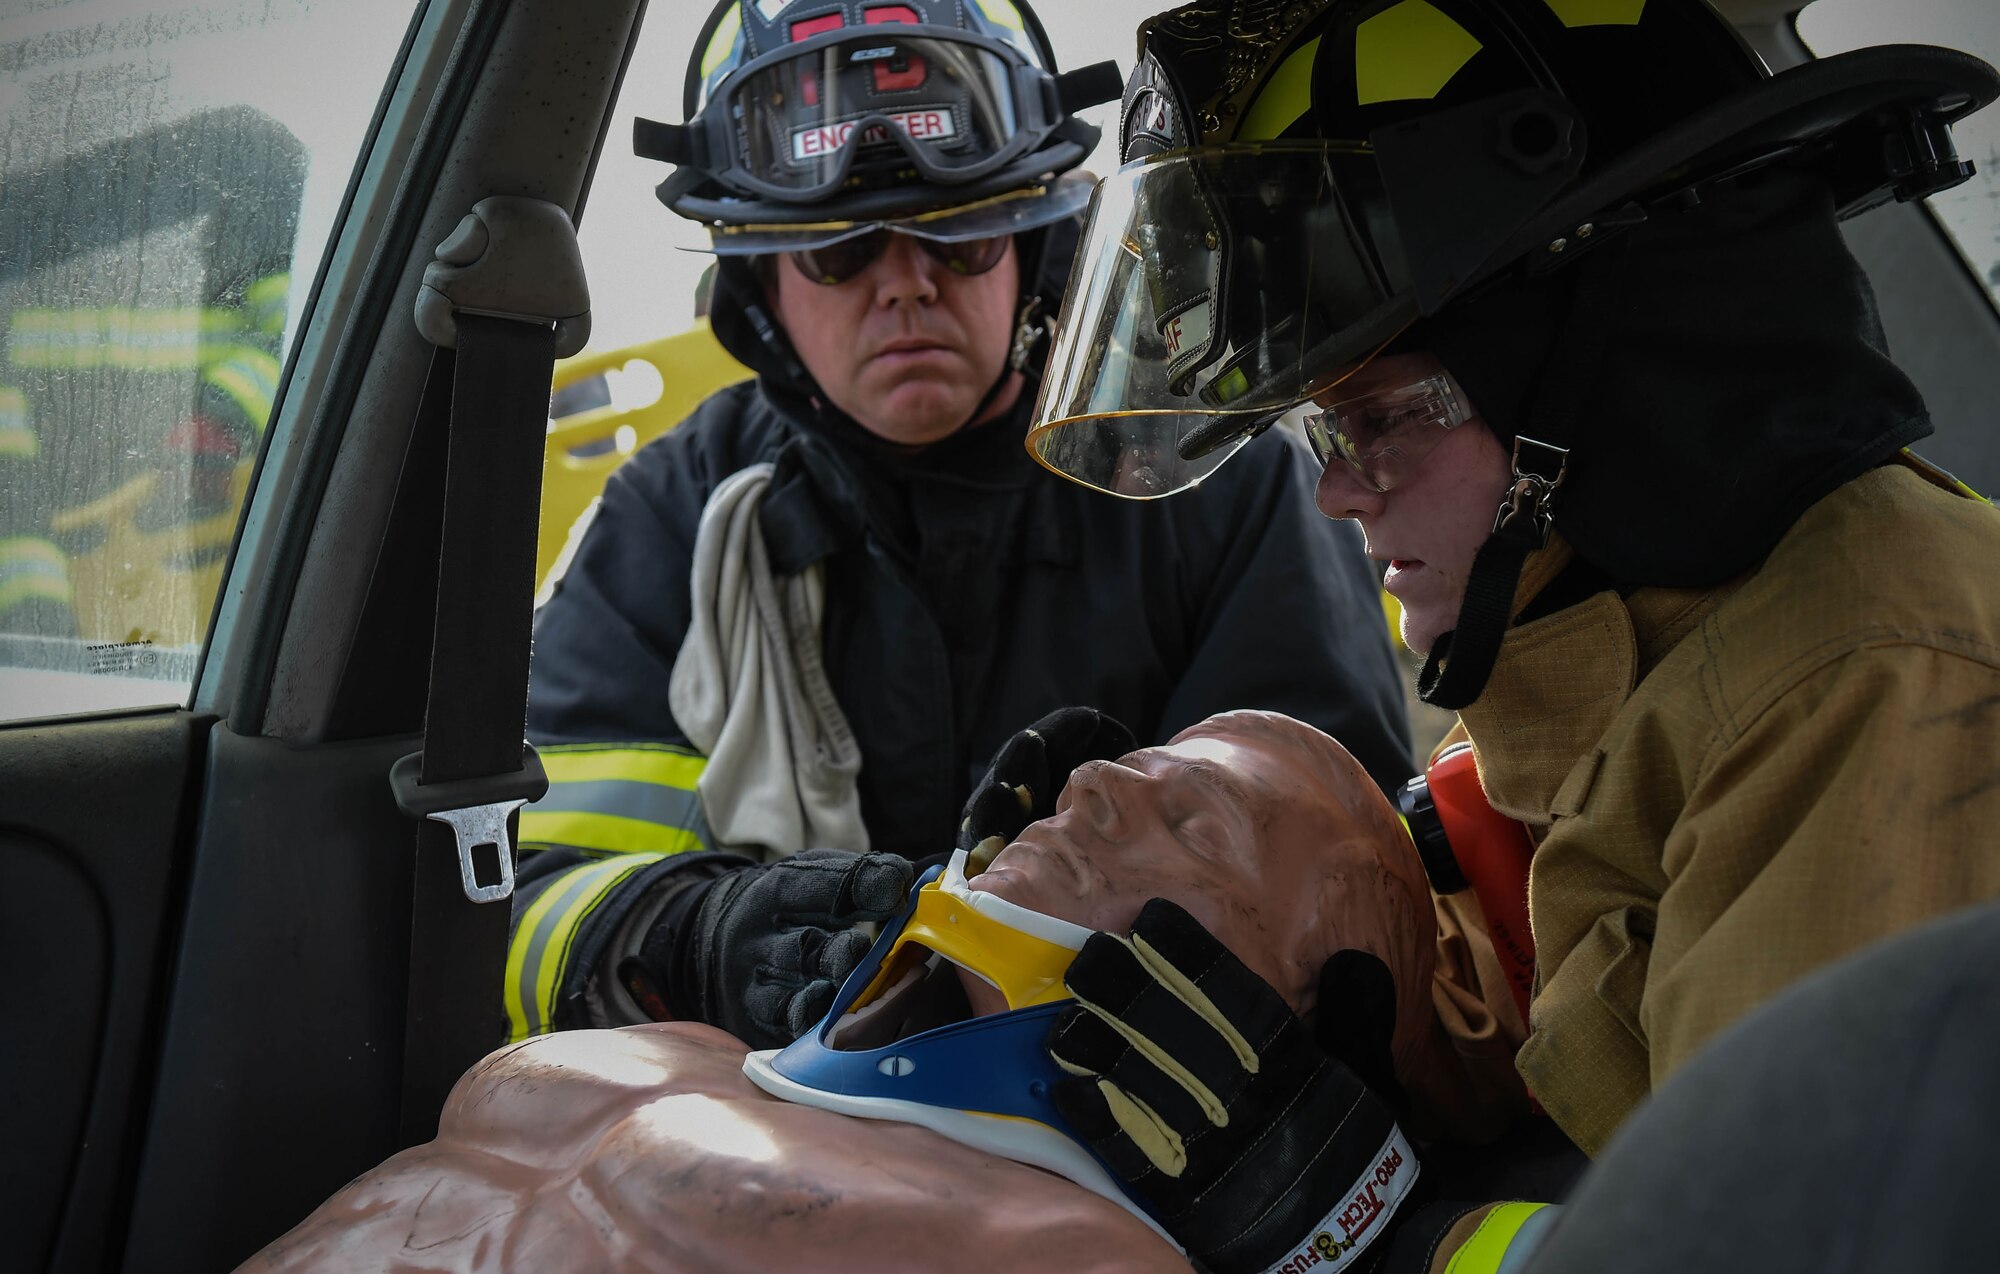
[748,711,1437,1242]
[970,709,1435,1073]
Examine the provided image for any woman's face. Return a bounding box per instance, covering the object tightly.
[1311,352,1513,655]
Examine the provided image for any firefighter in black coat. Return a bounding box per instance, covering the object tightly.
[508,0,1411,1050]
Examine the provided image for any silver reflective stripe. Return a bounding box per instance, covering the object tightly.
[529,776,704,829]
[1493,1204,1560,1274]
[505,852,667,1041]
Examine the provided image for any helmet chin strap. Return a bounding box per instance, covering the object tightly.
[1416,239,1632,710]
[1417,438,1570,709]
[947,290,1048,434]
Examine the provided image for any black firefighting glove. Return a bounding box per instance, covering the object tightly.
[1049,899,1426,1274]
[630,849,914,1050]
[958,707,1138,866]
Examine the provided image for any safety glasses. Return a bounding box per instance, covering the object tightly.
[1303,373,1468,492]
[788,228,1010,286]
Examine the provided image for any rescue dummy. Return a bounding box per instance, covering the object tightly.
[240,711,1445,1272]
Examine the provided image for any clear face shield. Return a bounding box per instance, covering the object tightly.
[1028,144,1422,498]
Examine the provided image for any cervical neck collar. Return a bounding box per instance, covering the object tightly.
[741,851,1180,1250]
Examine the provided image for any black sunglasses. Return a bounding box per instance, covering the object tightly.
[788,229,1010,286]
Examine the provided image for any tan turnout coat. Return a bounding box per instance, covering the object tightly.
[1438,457,2000,1155]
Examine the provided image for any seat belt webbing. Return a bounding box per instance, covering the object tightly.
[397,312,555,1144]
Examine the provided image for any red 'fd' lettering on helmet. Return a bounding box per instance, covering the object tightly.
[791,5,927,105]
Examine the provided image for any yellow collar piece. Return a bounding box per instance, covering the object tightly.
[855,850,1091,1012]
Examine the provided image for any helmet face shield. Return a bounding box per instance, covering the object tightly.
[1029,144,1420,498]
[699,25,1057,204]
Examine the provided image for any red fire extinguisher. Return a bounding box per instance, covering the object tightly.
[1397,741,1537,1026]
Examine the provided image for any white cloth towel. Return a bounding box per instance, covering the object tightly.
[668,463,867,859]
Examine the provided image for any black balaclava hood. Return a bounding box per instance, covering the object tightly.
[1419,167,1930,593]
[708,252,815,398]
[703,225,1082,568]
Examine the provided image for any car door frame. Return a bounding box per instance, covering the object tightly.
[0,0,654,1267]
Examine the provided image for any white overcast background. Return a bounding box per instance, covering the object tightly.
[574,2,1149,353]
[573,0,2000,356]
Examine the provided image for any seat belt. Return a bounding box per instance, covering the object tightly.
[388,196,589,1144]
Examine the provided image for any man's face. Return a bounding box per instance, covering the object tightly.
[1311,351,1513,655]
[968,713,1419,1015]
[767,233,1022,446]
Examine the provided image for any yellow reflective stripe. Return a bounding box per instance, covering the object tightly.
[0,537,68,571]
[1241,36,1320,141]
[1443,1203,1551,1274]
[1543,0,1646,27]
[519,808,707,856]
[525,747,708,855]
[1355,0,1483,106]
[0,538,72,610]
[243,273,291,334]
[700,1,743,79]
[0,382,31,452]
[504,852,667,1041]
[541,744,706,789]
[12,308,182,363]
[0,575,72,612]
[971,0,1026,33]
[201,345,281,430]
[8,306,246,370]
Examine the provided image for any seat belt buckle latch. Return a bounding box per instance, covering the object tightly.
[389,748,550,904]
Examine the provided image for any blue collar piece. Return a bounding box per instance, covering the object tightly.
[741,859,1179,1250]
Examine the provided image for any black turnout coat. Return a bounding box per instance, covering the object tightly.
[528,376,1413,862]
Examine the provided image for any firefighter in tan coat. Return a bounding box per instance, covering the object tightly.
[994,1,2000,1270]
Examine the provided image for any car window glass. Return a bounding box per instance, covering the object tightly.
[1797,0,2000,312]
[0,0,421,724]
